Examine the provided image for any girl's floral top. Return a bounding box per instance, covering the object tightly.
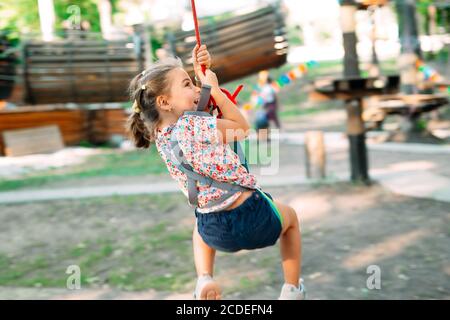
[155,114,258,213]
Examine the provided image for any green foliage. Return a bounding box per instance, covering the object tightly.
[0,0,121,38]
[0,0,40,38]
[415,0,450,34]
[53,0,102,33]
[0,146,167,191]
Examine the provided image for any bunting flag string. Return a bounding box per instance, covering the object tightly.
[242,61,318,111]
[415,59,449,94]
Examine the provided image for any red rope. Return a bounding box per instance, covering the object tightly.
[190,0,206,74]
[189,0,248,171]
[190,0,243,118]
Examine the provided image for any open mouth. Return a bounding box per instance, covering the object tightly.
[194,98,199,105]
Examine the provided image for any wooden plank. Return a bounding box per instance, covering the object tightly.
[305,131,326,179]
[176,28,285,57]
[221,57,286,83]
[180,38,282,67]
[176,29,282,58]
[167,6,287,83]
[28,67,139,75]
[24,36,144,104]
[177,35,286,64]
[28,79,132,89]
[28,61,140,70]
[172,6,276,40]
[28,96,129,104]
[184,43,286,78]
[27,46,139,54]
[174,16,280,51]
[27,72,136,80]
[26,48,138,56]
[2,125,65,156]
[26,39,134,47]
[28,88,128,96]
[174,17,282,54]
[27,53,137,62]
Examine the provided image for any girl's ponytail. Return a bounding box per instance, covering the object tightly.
[125,57,182,148]
[126,72,154,148]
[126,111,151,149]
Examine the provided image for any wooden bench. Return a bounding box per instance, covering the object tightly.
[2,125,64,157]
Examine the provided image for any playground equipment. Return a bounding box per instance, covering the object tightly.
[309,0,448,183]
[311,75,400,183]
[167,4,288,84]
[22,34,145,105]
[0,33,16,103]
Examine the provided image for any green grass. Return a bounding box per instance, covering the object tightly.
[0,220,195,291]
[0,145,167,191]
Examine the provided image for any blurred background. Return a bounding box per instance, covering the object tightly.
[0,0,449,300]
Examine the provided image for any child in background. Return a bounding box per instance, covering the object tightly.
[258,70,281,131]
[253,71,281,141]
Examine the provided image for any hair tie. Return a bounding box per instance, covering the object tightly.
[141,85,146,90]
[131,100,141,114]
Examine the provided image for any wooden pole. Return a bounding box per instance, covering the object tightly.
[340,0,370,184]
[346,99,369,182]
[305,131,326,179]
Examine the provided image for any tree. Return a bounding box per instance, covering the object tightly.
[0,0,120,39]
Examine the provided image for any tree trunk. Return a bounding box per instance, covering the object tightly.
[396,0,422,94]
[98,0,113,40]
[340,0,361,78]
[38,0,56,42]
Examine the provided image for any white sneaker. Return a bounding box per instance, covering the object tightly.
[278,278,306,300]
[193,275,221,300]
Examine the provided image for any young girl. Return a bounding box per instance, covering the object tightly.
[126,45,305,300]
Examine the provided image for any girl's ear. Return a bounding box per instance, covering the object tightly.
[157,95,171,112]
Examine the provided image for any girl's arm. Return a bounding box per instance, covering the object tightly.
[197,70,250,143]
[193,47,250,144]
[212,87,250,143]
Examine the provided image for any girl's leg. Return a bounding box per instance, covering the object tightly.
[192,224,221,300]
[274,201,301,287]
[193,224,216,277]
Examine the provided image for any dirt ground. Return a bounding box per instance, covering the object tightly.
[0,182,449,300]
[1,103,449,299]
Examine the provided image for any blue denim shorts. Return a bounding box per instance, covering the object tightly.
[195,189,283,253]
